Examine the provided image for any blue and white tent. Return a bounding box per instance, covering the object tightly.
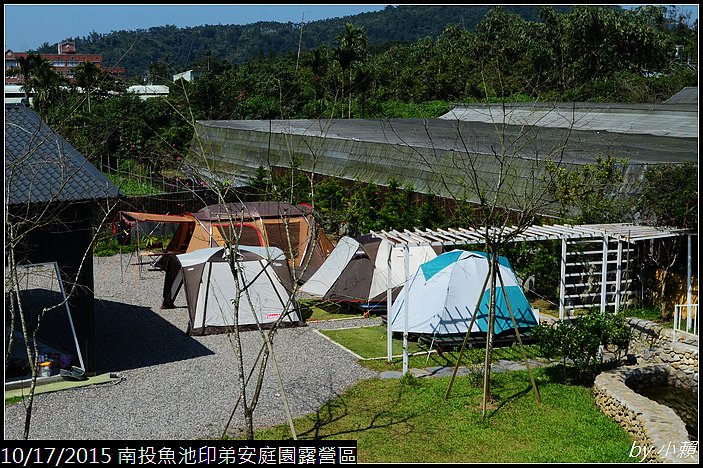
[389,250,538,337]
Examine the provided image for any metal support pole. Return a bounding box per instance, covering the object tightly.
[387,245,394,362]
[52,262,86,371]
[600,236,608,313]
[686,234,692,332]
[402,244,410,376]
[615,240,623,312]
[559,238,567,319]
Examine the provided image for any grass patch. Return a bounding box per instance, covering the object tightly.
[106,174,159,196]
[5,395,24,406]
[254,368,635,463]
[530,297,559,318]
[299,299,364,322]
[93,234,173,257]
[320,325,424,360]
[320,324,545,371]
[622,307,675,329]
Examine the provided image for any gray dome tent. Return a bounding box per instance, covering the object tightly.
[300,234,440,306]
[163,246,302,335]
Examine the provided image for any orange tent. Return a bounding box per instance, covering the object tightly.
[118,201,334,281]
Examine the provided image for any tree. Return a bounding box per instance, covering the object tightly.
[637,162,698,318]
[375,179,419,231]
[6,53,44,101]
[437,112,555,415]
[304,46,333,117]
[335,23,369,118]
[73,60,126,113]
[375,97,573,415]
[176,108,329,440]
[545,155,631,224]
[639,162,697,230]
[6,55,68,118]
[147,56,174,85]
[27,60,69,119]
[532,308,631,384]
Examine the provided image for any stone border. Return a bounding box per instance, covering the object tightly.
[593,364,697,463]
[626,317,698,392]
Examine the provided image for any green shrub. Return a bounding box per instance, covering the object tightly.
[93,233,172,257]
[375,100,451,118]
[93,238,123,257]
[106,174,158,196]
[533,309,631,384]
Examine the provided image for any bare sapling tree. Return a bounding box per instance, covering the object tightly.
[5,115,119,439]
[440,104,574,415]
[169,86,335,439]
[382,75,582,415]
[648,237,683,319]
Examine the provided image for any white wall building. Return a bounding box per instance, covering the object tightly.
[126,84,169,100]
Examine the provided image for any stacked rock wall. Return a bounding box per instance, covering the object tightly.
[627,318,698,392]
[592,318,698,463]
[593,365,696,463]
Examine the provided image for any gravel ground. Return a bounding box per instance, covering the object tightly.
[4,254,379,440]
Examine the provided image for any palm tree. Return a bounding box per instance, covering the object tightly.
[28,60,67,118]
[6,53,43,102]
[73,60,128,113]
[73,60,103,114]
[7,55,66,118]
[335,23,368,118]
[307,46,330,117]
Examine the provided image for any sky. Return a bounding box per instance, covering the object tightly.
[3,4,390,52]
[4,4,699,53]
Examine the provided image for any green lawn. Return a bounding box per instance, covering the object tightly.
[320,324,545,371]
[299,299,365,322]
[320,325,424,359]
[255,369,636,463]
[266,322,636,462]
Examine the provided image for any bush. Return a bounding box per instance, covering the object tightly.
[532,309,631,384]
[93,232,172,257]
[93,238,123,257]
[375,100,451,118]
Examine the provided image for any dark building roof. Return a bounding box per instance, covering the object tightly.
[5,103,121,205]
[663,86,698,105]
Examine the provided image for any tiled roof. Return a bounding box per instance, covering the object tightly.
[5,103,122,205]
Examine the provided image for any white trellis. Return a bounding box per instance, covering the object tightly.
[371,223,695,373]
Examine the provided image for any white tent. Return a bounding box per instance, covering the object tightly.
[299,234,439,304]
[389,250,538,337]
[174,247,302,335]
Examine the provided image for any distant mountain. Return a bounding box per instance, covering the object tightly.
[34,5,573,81]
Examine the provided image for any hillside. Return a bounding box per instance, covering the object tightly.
[33,5,573,81]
